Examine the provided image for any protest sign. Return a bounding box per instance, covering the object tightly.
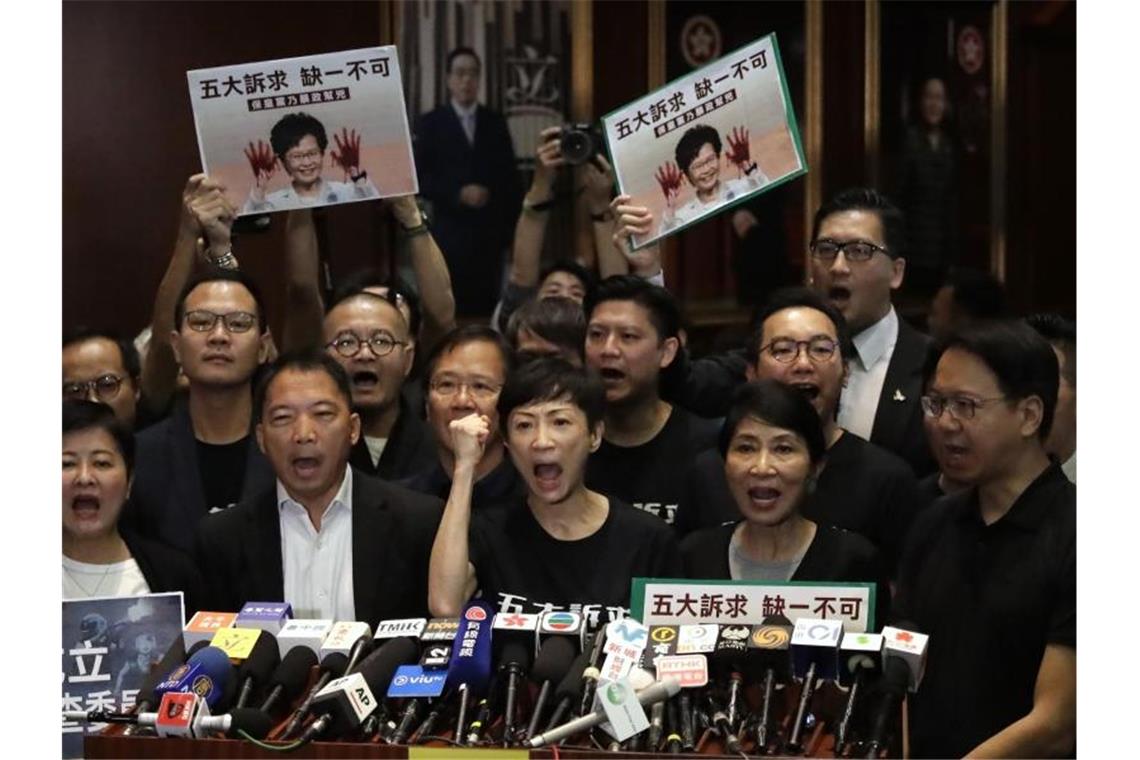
[187,46,418,216]
[62,592,184,758]
[602,33,806,247]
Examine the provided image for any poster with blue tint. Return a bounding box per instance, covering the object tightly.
[62,592,184,759]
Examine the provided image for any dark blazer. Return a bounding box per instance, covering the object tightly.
[121,529,204,620]
[413,102,521,315]
[125,399,275,554]
[194,468,443,626]
[348,395,437,481]
[869,317,936,477]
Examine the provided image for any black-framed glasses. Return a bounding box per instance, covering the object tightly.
[921,393,1007,421]
[809,239,890,263]
[326,332,406,358]
[428,376,502,399]
[63,374,125,402]
[760,337,840,364]
[183,310,258,333]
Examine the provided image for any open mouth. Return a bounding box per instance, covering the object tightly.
[828,286,852,304]
[72,496,101,518]
[351,371,380,391]
[291,456,321,477]
[792,383,821,401]
[598,368,625,383]
[747,487,782,508]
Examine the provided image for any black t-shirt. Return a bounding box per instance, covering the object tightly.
[675,432,923,574]
[469,496,683,625]
[401,455,526,509]
[893,464,1076,758]
[585,406,720,525]
[195,436,249,513]
[680,522,891,629]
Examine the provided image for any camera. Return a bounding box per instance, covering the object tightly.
[559,123,606,166]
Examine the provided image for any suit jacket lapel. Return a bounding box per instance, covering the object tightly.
[870,319,926,448]
[351,471,387,627]
[169,401,207,525]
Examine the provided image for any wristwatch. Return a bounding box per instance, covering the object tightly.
[523,195,556,213]
[351,170,368,183]
[207,248,238,270]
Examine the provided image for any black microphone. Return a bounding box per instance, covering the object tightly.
[664,696,683,753]
[786,618,843,753]
[577,627,606,717]
[343,634,375,675]
[678,690,696,751]
[302,636,420,741]
[835,631,884,755]
[497,640,532,746]
[257,646,318,714]
[122,638,202,735]
[279,651,349,739]
[711,623,751,736]
[748,615,794,751]
[863,624,927,759]
[543,650,590,731]
[234,630,280,709]
[647,700,666,751]
[525,636,576,741]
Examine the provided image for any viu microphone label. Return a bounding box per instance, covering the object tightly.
[386,665,448,698]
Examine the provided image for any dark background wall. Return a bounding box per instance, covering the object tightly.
[63,0,1076,338]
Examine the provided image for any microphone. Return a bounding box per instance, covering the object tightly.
[446,601,495,745]
[543,650,590,732]
[66,699,274,740]
[496,639,533,746]
[234,630,280,708]
[302,636,420,741]
[678,689,696,750]
[864,624,928,759]
[711,624,751,736]
[320,621,375,675]
[257,646,318,714]
[152,645,235,711]
[835,632,884,754]
[120,637,199,735]
[279,651,348,739]
[786,618,843,753]
[276,619,334,659]
[748,615,794,751]
[525,636,577,741]
[578,626,607,717]
[664,696,683,753]
[182,611,238,649]
[647,700,665,751]
[527,677,682,747]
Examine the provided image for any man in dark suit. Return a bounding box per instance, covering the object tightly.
[808,188,936,477]
[128,269,275,554]
[413,47,522,318]
[195,352,443,624]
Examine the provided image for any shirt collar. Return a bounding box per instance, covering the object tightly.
[277,465,353,516]
[450,100,478,120]
[852,306,898,370]
[954,463,1070,532]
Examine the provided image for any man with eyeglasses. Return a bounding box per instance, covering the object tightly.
[402,326,524,508]
[807,187,936,477]
[675,288,922,573]
[128,269,275,553]
[243,112,379,213]
[894,320,1074,758]
[63,328,144,430]
[321,288,435,480]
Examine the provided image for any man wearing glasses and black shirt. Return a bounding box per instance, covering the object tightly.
[127,269,275,553]
[402,326,524,508]
[321,288,435,480]
[63,328,146,431]
[675,288,922,573]
[894,321,1074,758]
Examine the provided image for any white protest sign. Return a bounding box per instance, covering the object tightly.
[602,33,806,248]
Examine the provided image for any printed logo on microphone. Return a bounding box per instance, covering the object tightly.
[190,675,214,698]
[750,625,790,649]
[465,606,488,622]
[650,626,677,643]
[539,611,582,633]
[676,623,719,653]
[605,681,629,704]
[421,618,460,642]
[720,625,750,641]
[492,612,538,631]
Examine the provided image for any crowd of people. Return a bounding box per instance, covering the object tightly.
[61,47,1075,758]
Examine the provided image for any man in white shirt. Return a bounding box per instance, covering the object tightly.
[195,352,443,623]
[244,112,379,213]
[808,188,936,476]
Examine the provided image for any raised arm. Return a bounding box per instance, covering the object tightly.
[280,209,325,352]
[389,195,456,353]
[427,413,487,617]
[508,127,563,290]
[966,644,1076,758]
[142,174,235,411]
[610,194,665,285]
[580,155,625,279]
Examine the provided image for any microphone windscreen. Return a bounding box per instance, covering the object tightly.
[216,665,240,712]
[532,636,576,684]
[271,647,318,697]
[500,640,532,670]
[140,638,187,703]
[225,708,275,740]
[554,652,591,700]
[356,636,420,693]
[879,656,911,695]
[238,631,281,685]
[319,652,349,678]
[187,640,210,658]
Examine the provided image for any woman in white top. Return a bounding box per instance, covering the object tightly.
[63,401,200,614]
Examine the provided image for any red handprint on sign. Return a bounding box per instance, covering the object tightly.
[243,140,277,189]
[654,161,685,208]
[330,128,363,180]
[725,126,757,177]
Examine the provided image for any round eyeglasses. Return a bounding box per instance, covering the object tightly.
[325,332,406,358]
[63,374,125,402]
[759,337,839,364]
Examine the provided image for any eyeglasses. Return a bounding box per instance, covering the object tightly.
[688,152,719,174]
[326,332,406,358]
[184,310,258,333]
[285,148,322,163]
[921,393,1007,421]
[809,239,890,263]
[429,376,502,399]
[63,374,125,402]
[760,337,840,364]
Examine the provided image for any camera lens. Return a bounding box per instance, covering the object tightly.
[560,129,592,166]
